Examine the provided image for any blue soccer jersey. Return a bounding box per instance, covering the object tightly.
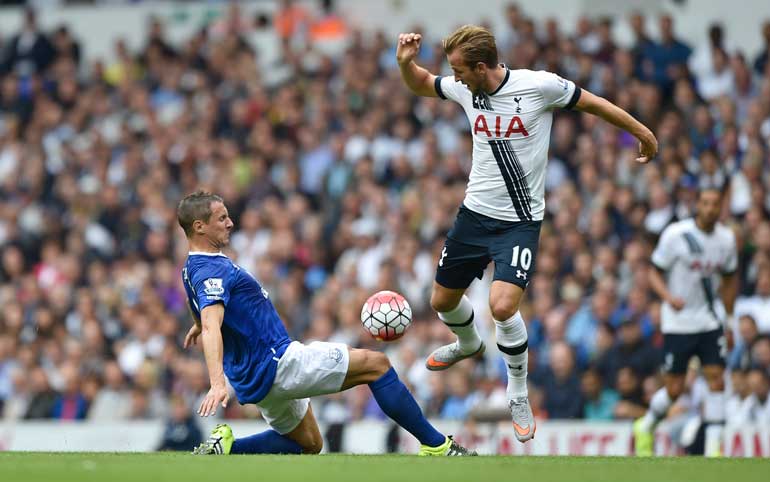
[182,252,291,404]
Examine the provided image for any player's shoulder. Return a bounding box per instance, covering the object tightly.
[186,252,234,279]
[661,218,692,237]
[508,68,566,85]
[714,222,737,243]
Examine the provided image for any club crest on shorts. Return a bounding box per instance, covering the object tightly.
[328,348,343,364]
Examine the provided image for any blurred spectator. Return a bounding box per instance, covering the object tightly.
[580,367,619,420]
[595,317,661,388]
[754,21,770,75]
[746,367,770,423]
[24,367,58,419]
[613,366,647,420]
[735,267,770,333]
[641,15,692,92]
[726,368,754,426]
[156,395,203,452]
[50,362,88,420]
[537,341,583,419]
[0,8,55,76]
[88,360,132,420]
[729,315,760,370]
[440,371,476,420]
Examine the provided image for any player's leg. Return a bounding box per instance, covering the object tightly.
[343,347,476,455]
[283,404,324,454]
[204,395,315,454]
[634,333,691,456]
[699,329,728,457]
[488,221,540,443]
[488,279,534,441]
[194,413,307,455]
[427,236,489,370]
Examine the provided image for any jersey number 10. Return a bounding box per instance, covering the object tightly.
[510,246,533,270]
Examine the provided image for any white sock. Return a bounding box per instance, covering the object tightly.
[495,311,528,399]
[704,424,725,457]
[437,295,482,354]
[702,390,725,424]
[639,387,673,432]
[703,390,725,457]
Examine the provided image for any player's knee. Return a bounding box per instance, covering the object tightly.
[298,428,324,454]
[490,299,516,321]
[430,290,457,313]
[369,350,391,377]
[304,437,323,454]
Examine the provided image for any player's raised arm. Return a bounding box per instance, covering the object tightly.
[573,89,658,163]
[198,303,229,416]
[396,32,439,97]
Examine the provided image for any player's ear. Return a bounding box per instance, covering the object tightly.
[192,219,205,234]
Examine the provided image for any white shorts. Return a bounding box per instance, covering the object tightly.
[256,340,350,434]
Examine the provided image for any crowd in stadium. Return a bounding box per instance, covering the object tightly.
[0,0,769,446]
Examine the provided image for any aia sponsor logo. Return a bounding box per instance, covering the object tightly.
[473,114,529,138]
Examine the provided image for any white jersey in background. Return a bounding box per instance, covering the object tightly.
[435,67,580,222]
[651,218,738,334]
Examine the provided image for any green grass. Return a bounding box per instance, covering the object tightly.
[0,452,768,482]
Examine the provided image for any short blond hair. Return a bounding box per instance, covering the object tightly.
[443,25,498,68]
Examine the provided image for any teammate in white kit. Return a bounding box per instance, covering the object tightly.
[396,25,658,442]
[635,187,739,456]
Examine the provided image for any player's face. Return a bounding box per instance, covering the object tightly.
[447,50,484,93]
[695,190,722,229]
[204,201,234,247]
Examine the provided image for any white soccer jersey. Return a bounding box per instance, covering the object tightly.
[435,68,580,222]
[651,218,738,334]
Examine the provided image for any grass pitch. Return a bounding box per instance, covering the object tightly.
[0,452,767,482]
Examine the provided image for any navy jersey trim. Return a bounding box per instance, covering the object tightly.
[489,140,532,221]
[681,232,719,319]
[489,69,510,96]
[564,85,582,110]
[435,76,447,100]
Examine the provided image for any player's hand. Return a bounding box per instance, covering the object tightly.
[396,32,422,66]
[636,132,658,163]
[668,297,686,311]
[199,384,229,417]
[183,324,202,349]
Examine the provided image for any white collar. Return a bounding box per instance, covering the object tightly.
[188,251,227,257]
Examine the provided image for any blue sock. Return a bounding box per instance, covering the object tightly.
[369,367,446,447]
[231,429,303,454]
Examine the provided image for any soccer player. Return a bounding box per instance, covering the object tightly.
[634,187,738,456]
[396,25,658,441]
[177,191,475,456]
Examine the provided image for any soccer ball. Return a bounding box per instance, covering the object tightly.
[361,290,412,341]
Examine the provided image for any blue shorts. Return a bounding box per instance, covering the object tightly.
[435,205,542,290]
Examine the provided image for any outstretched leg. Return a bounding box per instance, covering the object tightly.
[343,348,476,455]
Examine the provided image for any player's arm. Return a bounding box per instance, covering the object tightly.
[721,270,739,324]
[183,304,202,349]
[198,303,229,416]
[648,264,685,310]
[573,89,658,163]
[396,32,439,97]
